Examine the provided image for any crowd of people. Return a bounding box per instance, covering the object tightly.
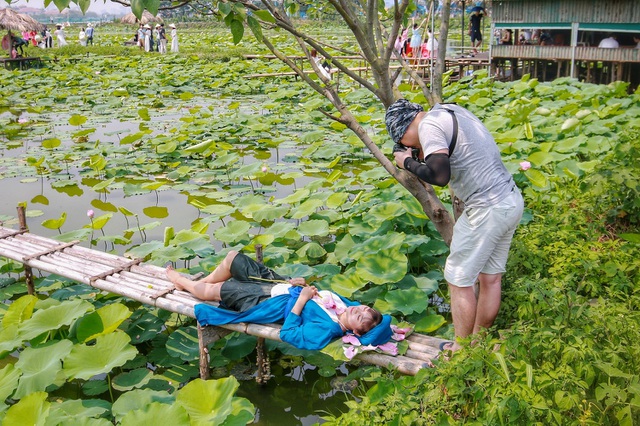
[394,18,439,61]
[132,23,178,53]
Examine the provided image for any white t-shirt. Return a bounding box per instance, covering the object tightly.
[418,104,514,208]
[598,37,619,48]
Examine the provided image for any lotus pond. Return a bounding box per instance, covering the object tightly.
[1,21,640,425]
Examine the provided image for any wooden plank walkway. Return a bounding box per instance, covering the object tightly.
[0,225,445,376]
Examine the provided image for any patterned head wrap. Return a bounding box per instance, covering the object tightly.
[385,99,424,143]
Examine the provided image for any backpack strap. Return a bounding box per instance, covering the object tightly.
[436,104,459,157]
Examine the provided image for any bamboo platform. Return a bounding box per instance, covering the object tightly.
[0,225,446,376]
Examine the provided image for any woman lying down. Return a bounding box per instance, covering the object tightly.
[166,251,393,350]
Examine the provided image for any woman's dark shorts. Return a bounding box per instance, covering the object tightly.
[219,253,287,312]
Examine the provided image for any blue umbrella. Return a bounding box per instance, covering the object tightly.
[468,6,485,13]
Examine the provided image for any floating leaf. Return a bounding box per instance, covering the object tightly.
[166,326,200,362]
[112,368,153,392]
[69,115,87,126]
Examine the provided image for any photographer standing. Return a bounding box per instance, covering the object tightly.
[385,99,523,354]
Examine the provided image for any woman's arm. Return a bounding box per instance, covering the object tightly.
[290,286,317,316]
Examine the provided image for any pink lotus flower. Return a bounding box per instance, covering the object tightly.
[342,334,361,346]
[343,346,358,360]
[87,209,95,218]
[261,165,268,173]
[519,161,531,171]
[18,117,28,123]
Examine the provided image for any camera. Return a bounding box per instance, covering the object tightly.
[393,143,420,160]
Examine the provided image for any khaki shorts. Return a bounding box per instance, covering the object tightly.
[444,188,524,287]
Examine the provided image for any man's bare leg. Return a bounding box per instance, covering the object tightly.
[446,283,478,351]
[473,273,502,334]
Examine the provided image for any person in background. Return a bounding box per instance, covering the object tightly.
[158,23,167,54]
[170,23,179,53]
[468,9,484,55]
[143,24,152,52]
[500,29,513,45]
[54,24,67,47]
[310,48,331,79]
[410,17,427,59]
[78,27,86,46]
[45,27,52,48]
[85,23,94,46]
[137,24,145,50]
[634,35,640,49]
[385,99,524,355]
[598,33,619,48]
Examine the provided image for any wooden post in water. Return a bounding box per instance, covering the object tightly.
[16,205,35,295]
[254,244,271,385]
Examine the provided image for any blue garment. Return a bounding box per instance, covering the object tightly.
[195,271,394,350]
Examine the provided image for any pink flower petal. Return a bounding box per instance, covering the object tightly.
[343,346,358,360]
[519,161,531,171]
[342,334,361,346]
[392,332,406,341]
[377,342,398,355]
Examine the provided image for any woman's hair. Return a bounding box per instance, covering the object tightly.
[353,307,383,336]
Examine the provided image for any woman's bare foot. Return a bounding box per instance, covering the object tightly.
[166,266,186,291]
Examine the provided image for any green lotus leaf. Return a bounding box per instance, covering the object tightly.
[297,219,329,237]
[69,115,88,126]
[176,377,251,425]
[3,294,37,328]
[221,334,257,360]
[2,391,50,426]
[63,331,138,381]
[88,213,113,230]
[350,233,406,259]
[18,299,94,342]
[296,242,327,259]
[274,262,316,279]
[263,221,299,240]
[277,188,310,205]
[524,169,549,188]
[201,204,236,218]
[112,368,153,392]
[414,313,447,333]
[166,326,200,361]
[143,206,169,219]
[120,401,190,426]
[112,389,175,423]
[384,287,429,315]
[124,310,165,344]
[289,199,324,219]
[14,339,74,399]
[214,221,251,244]
[163,361,200,383]
[47,399,111,426]
[75,303,132,343]
[365,202,405,226]
[41,211,67,230]
[251,233,275,247]
[328,267,365,297]
[0,364,21,403]
[355,249,407,285]
[42,138,61,149]
[82,379,109,396]
[252,206,290,222]
[224,396,258,425]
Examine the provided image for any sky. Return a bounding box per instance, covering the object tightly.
[6,0,129,15]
